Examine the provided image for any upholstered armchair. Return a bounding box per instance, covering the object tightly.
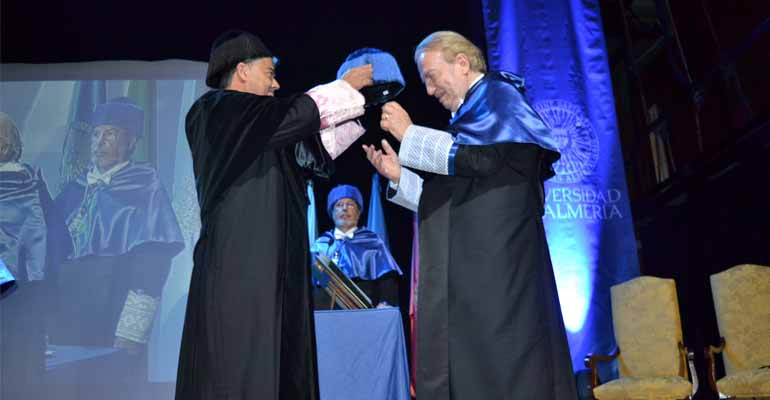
[706,264,770,399]
[585,276,698,400]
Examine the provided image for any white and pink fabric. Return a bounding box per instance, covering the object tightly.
[306,80,366,159]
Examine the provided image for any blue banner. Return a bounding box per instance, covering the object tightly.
[367,173,390,249]
[60,80,106,187]
[0,258,15,286]
[307,180,319,244]
[482,0,640,374]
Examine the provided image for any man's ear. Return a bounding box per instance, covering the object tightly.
[455,53,471,73]
[127,135,139,157]
[235,62,250,82]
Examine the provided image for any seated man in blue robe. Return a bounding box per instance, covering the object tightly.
[312,184,402,309]
[52,98,184,361]
[0,112,70,399]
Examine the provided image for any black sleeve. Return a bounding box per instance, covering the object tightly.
[186,91,323,206]
[188,91,320,169]
[376,272,400,306]
[294,128,334,179]
[265,95,321,150]
[452,142,541,178]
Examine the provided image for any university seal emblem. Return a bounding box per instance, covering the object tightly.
[534,99,599,184]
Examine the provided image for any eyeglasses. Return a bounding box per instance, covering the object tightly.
[334,201,358,211]
[92,126,126,142]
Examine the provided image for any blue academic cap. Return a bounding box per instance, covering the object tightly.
[91,97,145,137]
[337,48,405,107]
[327,184,364,217]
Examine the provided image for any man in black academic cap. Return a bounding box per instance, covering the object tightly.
[175,31,373,400]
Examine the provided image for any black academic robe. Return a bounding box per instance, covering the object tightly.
[176,89,332,400]
[415,142,577,400]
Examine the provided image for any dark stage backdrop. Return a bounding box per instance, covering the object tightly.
[1,1,486,399]
[482,0,641,379]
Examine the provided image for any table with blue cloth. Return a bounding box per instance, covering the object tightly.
[314,307,410,400]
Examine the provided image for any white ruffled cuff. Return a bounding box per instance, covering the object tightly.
[319,120,366,159]
[387,167,423,212]
[306,80,365,130]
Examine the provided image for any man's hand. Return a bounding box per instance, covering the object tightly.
[380,101,412,142]
[341,64,374,90]
[363,139,401,183]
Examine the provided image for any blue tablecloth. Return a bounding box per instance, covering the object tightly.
[315,308,410,400]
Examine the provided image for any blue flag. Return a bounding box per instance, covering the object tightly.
[60,80,106,187]
[366,173,389,249]
[0,258,15,287]
[482,0,640,377]
[307,180,318,246]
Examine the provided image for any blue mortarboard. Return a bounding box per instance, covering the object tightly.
[337,48,405,107]
[327,184,364,217]
[91,97,145,137]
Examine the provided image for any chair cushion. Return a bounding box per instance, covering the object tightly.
[611,277,684,377]
[717,368,770,397]
[710,264,770,375]
[593,376,692,400]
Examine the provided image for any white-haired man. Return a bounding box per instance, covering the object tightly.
[364,31,576,399]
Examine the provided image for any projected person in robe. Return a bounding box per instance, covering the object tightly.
[52,99,184,361]
[0,113,70,399]
[312,184,402,309]
[364,31,577,399]
[176,30,373,400]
